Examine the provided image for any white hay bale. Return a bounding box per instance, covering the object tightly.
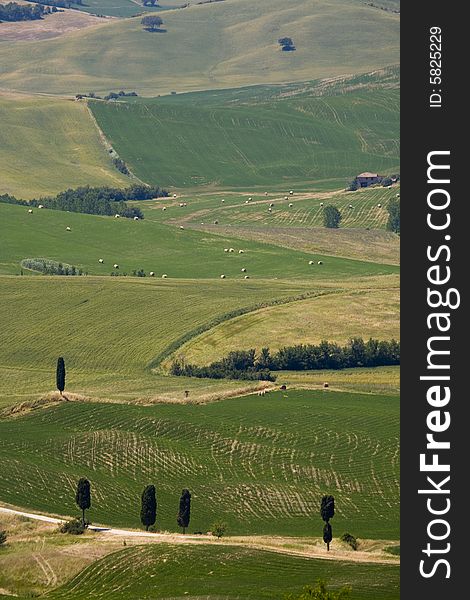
[220,274,226,279]
[269,203,274,207]
[115,214,120,218]
[183,203,187,207]
[377,203,382,208]
[309,260,314,265]
[28,209,33,213]
[38,204,44,209]
[66,226,71,231]
[289,203,293,207]
[179,203,184,207]
[245,200,249,204]
[396,193,400,197]
[320,202,324,207]
[317,260,323,265]
[98,259,104,263]
[284,196,288,201]
[180,225,185,230]
[238,250,244,254]
[244,275,250,279]
[221,199,225,202]
[134,216,139,221]
[241,268,247,272]
[229,248,235,253]
[289,190,294,195]
[149,271,155,277]
[162,207,167,211]
[214,220,219,225]
[265,192,268,196]
[162,274,168,278]
[268,207,272,212]
[173,194,177,198]
[113,264,119,269]
[349,204,353,209]
[224,248,229,252]
[248,197,253,201]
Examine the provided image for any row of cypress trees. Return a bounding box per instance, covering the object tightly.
[76,478,192,533]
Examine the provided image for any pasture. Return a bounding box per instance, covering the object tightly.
[0,203,398,278]
[89,85,399,190]
[0,0,399,96]
[0,389,399,539]
[0,95,128,199]
[45,544,400,599]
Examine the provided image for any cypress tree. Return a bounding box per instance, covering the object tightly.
[76,478,91,527]
[56,356,66,396]
[320,495,335,551]
[177,488,191,534]
[140,485,157,531]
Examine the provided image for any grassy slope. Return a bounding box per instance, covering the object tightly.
[176,286,399,366]
[0,0,399,96]
[45,544,400,600]
[89,85,399,189]
[0,96,129,199]
[0,390,399,538]
[0,203,398,278]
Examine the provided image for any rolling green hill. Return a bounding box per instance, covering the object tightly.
[0,95,129,199]
[45,544,400,600]
[0,389,399,538]
[0,203,398,278]
[0,0,399,96]
[89,83,399,189]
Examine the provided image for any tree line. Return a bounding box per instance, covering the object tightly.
[0,2,46,21]
[170,338,400,381]
[0,185,168,219]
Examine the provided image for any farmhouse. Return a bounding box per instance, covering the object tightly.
[356,172,383,187]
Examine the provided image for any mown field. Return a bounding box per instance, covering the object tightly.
[0,0,399,96]
[45,544,400,600]
[0,95,128,199]
[0,389,399,539]
[89,84,399,189]
[176,286,399,366]
[0,203,399,278]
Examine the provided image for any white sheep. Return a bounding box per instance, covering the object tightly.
[317,261,323,265]
[113,264,119,269]
[241,268,247,272]
[162,274,168,278]
[66,226,71,231]
[220,274,226,279]
[98,259,104,263]
[149,271,155,277]
[28,209,33,213]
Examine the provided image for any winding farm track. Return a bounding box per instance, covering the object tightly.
[0,505,399,565]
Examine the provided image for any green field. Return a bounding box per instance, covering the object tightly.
[0,0,399,96]
[0,389,399,538]
[72,0,179,18]
[89,83,399,189]
[45,544,400,600]
[0,203,398,278]
[0,95,129,199]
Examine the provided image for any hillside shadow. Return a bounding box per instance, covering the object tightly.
[144,28,168,33]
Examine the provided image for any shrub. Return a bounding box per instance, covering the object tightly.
[211,521,227,538]
[323,205,342,228]
[0,530,7,546]
[340,532,358,550]
[59,518,85,535]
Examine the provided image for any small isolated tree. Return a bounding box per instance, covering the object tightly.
[76,478,91,527]
[177,488,191,534]
[211,521,227,539]
[141,484,157,531]
[320,495,335,551]
[141,15,163,31]
[323,205,342,229]
[386,198,400,234]
[56,356,66,396]
[0,530,7,546]
[286,579,351,600]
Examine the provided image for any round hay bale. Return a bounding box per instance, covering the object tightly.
[179,203,184,207]
[244,275,250,279]
[229,248,235,253]
[396,193,400,197]
[377,203,382,208]
[245,200,249,204]
[221,199,225,203]
[98,259,104,263]
[28,209,33,213]
[323,382,329,388]
[317,260,323,265]
[238,250,244,254]
[113,264,119,269]
[269,203,274,207]
[180,225,184,230]
[309,260,314,265]
[220,274,226,279]
[268,207,272,212]
[248,197,253,201]
[349,204,353,209]
[224,248,229,252]
[284,196,288,200]
[265,192,268,196]
[38,204,44,209]
[320,202,324,207]
[289,190,294,195]
[162,207,167,211]
[149,271,155,277]
[289,203,293,207]
[241,268,246,272]
[66,226,71,231]
[173,194,177,198]
[162,274,168,278]
[115,214,120,218]
[214,220,219,225]
[133,216,139,220]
